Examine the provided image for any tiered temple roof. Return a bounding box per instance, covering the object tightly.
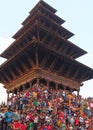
[0,0,93,93]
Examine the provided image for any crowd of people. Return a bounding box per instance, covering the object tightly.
[0,83,93,130]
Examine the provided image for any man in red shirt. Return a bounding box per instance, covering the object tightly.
[19,121,27,130]
[12,120,21,130]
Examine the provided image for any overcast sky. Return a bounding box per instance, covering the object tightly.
[0,0,93,103]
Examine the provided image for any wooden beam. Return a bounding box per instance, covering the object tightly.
[21,63,29,72]
[19,56,30,72]
[57,61,65,74]
[27,57,35,68]
[2,72,11,83]
[59,45,68,55]
[65,63,74,77]
[42,36,47,42]
[10,71,17,79]
[40,54,50,67]
[0,74,8,84]
[73,69,80,81]
[13,62,23,76]
[48,58,57,71]
[25,52,36,67]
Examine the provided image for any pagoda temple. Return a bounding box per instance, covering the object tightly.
[0,0,93,99]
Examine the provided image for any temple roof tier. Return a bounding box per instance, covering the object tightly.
[13,11,72,40]
[22,0,65,26]
[0,41,93,86]
[13,4,65,39]
[0,21,86,60]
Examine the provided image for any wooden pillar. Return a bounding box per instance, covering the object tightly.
[77,90,79,97]
[6,90,9,102]
[30,81,32,89]
[77,89,81,104]
[36,78,40,87]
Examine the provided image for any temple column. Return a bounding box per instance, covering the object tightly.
[77,90,80,97]
[30,81,32,89]
[36,78,40,87]
[6,90,9,102]
[77,89,81,104]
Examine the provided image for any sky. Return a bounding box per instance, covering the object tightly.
[0,0,93,103]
